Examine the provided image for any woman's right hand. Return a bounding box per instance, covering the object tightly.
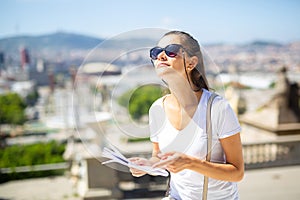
[128,157,151,177]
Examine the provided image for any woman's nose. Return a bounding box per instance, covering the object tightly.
[157,51,167,61]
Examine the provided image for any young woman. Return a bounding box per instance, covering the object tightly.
[129,30,244,200]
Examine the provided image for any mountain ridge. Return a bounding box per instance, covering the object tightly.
[0,32,104,52]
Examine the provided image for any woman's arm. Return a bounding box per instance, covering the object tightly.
[153,133,244,182]
[150,142,161,163]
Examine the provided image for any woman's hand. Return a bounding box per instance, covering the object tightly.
[128,157,152,177]
[152,152,192,173]
[152,134,244,182]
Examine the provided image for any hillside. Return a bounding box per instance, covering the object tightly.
[0,32,157,63]
[0,32,103,53]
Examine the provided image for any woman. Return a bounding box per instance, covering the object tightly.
[129,31,244,200]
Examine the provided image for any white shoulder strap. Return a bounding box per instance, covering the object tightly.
[202,92,218,200]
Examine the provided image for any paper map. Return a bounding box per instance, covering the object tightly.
[101,145,169,177]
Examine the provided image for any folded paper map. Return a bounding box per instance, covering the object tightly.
[101,145,169,177]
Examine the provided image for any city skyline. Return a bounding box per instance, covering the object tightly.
[1,0,300,44]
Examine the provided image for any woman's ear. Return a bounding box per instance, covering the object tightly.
[187,56,198,71]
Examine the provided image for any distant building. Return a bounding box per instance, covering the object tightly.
[0,52,4,69]
[11,80,36,98]
[20,48,30,70]
[0,52,4,77]
[36,59,44,73]
[80,62,121,76]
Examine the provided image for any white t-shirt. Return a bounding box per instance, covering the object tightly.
[149,89,241,200]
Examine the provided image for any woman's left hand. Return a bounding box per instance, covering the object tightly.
[152,152,192,173]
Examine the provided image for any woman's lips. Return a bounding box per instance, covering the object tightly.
[157,63,170,68]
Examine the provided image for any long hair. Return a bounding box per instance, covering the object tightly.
[162,31,209,91]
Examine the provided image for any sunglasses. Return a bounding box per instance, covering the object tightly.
[150,44,184,60]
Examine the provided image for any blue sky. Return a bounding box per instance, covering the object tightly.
[1,0,300,44]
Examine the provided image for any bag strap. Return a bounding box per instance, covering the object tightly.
[202,92,218,200]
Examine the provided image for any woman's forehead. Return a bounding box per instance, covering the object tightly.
[157,35,182,47]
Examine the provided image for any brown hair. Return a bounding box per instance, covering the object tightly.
[162,31,209,91]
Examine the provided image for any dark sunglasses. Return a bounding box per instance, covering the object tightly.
[150,44,184,60]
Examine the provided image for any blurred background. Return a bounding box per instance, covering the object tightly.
[0,0,299,199]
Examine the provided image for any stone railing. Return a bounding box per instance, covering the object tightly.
[243,135,300,169]
[0,162,69,174]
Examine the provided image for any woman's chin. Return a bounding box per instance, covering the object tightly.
[155,67,174,77]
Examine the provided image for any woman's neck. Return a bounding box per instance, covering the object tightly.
[162,72,203,113]
[168,88,203,111]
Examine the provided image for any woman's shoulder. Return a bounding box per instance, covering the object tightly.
[149,95,168,114]
[204,90,241,137]
[202,89,232,112]
[202,89,226,105]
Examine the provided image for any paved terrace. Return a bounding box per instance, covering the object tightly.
[0,165,299,200]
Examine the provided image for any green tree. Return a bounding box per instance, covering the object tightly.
[0,93,27,133]
[0,141,65,167]
[0,141,66,181]
[118,84,168,120]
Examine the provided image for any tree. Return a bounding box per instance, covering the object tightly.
[0,93,27,133]
[118,84,168,120]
